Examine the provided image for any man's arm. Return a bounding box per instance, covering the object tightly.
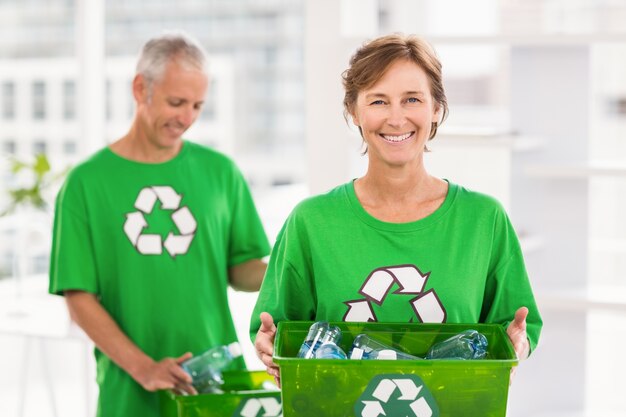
[228,259,267,292]
[64,290,196,394]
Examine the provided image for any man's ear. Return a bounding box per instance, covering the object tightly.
[132,74,148,103]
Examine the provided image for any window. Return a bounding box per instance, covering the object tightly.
[201,79,216,120]
[32,80,46,120]
[0,250,12,279]
[63,139,77,155]
[2,140,16,155]
[2,82,15,120]
[127,80,134,119]
[63,80,76,120]
[106,79,112,120]
[32,254,49,274]
[32,140,46,154]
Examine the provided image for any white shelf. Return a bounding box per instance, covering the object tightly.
[525,162,626,178]
[536,285,626,312]
[519,235,545,254]
[530,411,625,417]
[590,237,626,254]
[434,128,543,152]
[428,33,626,46]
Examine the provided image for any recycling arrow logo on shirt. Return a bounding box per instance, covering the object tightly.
[343,265,446,323]
[354,374,439,417]
[232,396,282,417]
[123,185,197,257]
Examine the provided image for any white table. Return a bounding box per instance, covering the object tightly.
[0,275,93,417]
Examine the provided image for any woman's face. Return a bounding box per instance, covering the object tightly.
[351,59,439,169]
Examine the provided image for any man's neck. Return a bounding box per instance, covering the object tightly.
[109,126,183,164]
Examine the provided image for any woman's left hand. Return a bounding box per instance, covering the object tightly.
[506,306,530,360]
[506,306,530,384]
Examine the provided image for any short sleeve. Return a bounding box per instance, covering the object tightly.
[49,172,98,296]
[249,208,316,339]
[226,164,270,267]
[480,206,543,353]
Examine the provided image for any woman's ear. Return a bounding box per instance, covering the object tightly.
[350,110,360,127]
[432,103,442,124]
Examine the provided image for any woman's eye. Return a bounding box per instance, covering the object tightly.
[370,100,385,105]
[407,97,421,103]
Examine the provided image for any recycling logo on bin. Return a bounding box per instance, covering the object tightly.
[123,185,197,257]
[343,265,446,323]
[232,397,282,417]
[355,374,439,417]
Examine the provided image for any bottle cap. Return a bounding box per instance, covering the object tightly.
[377,349,397,360]
[350,347,364,360]
[227,342,242,357]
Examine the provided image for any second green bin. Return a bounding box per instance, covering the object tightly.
[159,370,282,417]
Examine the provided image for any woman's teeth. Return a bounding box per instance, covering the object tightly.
[381,132,412,142]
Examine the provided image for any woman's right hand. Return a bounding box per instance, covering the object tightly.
[254,312,281,387]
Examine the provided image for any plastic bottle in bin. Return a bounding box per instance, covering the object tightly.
[348,334,421,360]
[181,342,242,393]
[297,321,330,358]
[314,325,347,359]
[425,329,488,360]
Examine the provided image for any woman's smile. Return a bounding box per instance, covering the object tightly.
[380,131,415,143]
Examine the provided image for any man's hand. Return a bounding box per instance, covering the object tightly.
[65,291,198,393]
[134,352,197,395]
[254,312,281,387]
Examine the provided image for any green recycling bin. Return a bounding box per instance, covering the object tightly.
[159,370,282,417]
[274,321,518,417]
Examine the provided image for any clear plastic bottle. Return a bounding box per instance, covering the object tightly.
[348,334,421,360]
[297,321,330,359]
[425,329,488,360]
[181,342,242,393]
[314,326,347,359]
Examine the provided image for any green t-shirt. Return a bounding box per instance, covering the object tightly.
[251,181,542,352]
[49,141,270,417]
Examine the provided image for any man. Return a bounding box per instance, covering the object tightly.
[49,32,270,416]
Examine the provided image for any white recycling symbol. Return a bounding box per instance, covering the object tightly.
[343,265,446,323]
[123,185,197,257]
[234,397,282,417]
[355,375,439,417]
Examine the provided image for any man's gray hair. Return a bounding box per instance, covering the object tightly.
[136,31,208,88]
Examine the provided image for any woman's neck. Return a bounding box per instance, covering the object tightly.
[354,163,447,222]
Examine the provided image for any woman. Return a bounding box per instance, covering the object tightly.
[251,34,542,384]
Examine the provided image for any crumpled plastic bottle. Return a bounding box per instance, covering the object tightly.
[425,329,488,360]
[297,321,330,359]
[348,334,421,360]
[181,342,242,393]
[314,326,347,359]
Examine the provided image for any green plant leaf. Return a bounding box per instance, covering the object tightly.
[9,158,27,174]
[1,153,68,216]
[33,153,51,180]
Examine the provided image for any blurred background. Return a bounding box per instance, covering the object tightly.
[1,0,626,416]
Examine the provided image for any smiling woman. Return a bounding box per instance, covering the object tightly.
[351,59,440,171]
[251,33,542,389]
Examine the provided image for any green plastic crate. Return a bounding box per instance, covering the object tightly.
[159,370,282,417]
[274,321,518,417]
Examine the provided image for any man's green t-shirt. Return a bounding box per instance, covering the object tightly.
[251,181,542,352]
[50,141,270,417]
